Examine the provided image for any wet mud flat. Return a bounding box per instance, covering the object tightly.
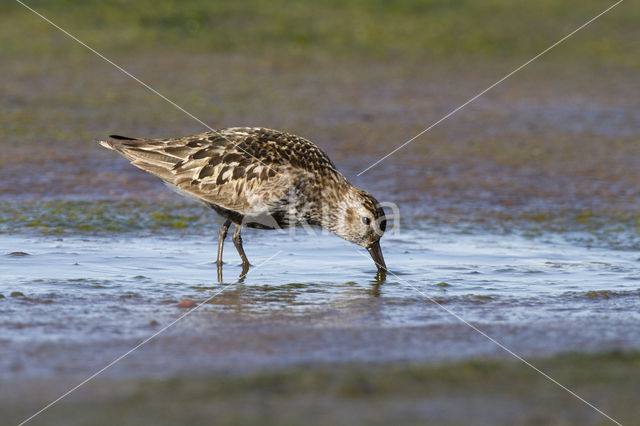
[2,53,639,214]
[1,4,639,422]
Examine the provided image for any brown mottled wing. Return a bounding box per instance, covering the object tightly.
[99,127,338,214]
[232,127,340,176]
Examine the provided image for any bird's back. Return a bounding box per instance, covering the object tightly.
[99,127,345,217]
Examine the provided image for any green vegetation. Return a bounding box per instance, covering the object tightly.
[412,208,640,250]
[5,350,640,425]
[2,0,637,65]
[0,200,209,235]
[585,290,616,299]
[2,201,639,251]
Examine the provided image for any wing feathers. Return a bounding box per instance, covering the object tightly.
[99,130,304,214]
[130,149,179,164]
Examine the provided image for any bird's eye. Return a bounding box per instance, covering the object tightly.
[361,217,371,225]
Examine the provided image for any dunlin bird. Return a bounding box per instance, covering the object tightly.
[99,127,387,272]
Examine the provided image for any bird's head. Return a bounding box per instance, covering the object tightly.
[329,186,387,271]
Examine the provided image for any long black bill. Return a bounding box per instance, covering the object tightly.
[367,240,387,272]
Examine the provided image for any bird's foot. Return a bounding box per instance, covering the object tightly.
[374,269,387,283]
[240,262,250,275]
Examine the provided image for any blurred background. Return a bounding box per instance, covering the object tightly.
[2,0,638,213]
[1,1,639,425]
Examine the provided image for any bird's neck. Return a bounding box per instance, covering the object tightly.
[313,181,358,234]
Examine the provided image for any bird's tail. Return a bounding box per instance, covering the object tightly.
[98,134,140,151]
[97,134,184,183]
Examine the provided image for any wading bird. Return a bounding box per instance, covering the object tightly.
[100,127,387,274]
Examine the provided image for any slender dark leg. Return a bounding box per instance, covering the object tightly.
[238,263,249,283]
[217,264,223,284]
[232,224,250,266]
[217,219,231,265]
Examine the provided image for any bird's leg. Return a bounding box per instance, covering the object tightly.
[238,263,249,283]
[217,219,231,266]
[217,264,223,284]
[232,224,250,266]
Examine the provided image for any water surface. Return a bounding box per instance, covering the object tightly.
[2,221,639,380]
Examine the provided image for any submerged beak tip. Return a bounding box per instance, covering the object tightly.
[367,240,386,272]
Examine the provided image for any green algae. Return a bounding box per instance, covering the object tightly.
[576,209,594,224]
[150,211,191,229]
[282,283,307,290]
[411,208,640,251]
[586,290,616,299]
[471,294,493,301]
[3,200,639,252]
[0,200,212,236]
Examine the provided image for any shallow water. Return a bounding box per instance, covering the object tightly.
[2,223,639,380]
